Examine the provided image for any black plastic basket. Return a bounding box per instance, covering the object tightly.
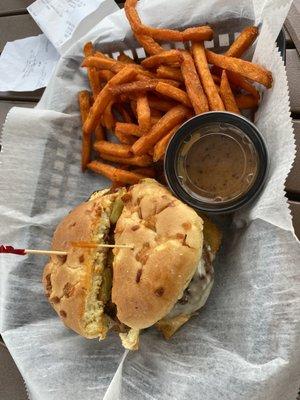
[276,29,286,65]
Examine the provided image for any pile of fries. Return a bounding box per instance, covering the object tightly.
[78,0,272,186]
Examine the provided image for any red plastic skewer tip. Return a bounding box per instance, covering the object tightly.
[0,245,26,255]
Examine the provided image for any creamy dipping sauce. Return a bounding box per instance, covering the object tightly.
[177,123,259,204]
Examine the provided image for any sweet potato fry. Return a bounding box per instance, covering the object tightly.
[156,66,184,82]
[235,94,259,109]
[141,50,183,69]
[226,71,260,100]
[131,167,156,178]
[148,95,176,112]
[88,161,146,184]
[94,141,132,158]
[98,70,114,82]
[78,90,92,172]
[102,101,116,131]
[99,153,152,167]
[87,68,101,98]
[150,116,162,125]
[93,51,107,58]
[151,79,180,87]
[110,79,181,98]
[132,105,189,155]
[133,32,164,55]
[181,51,209,115]
[114,128,137,145]
[83,42,94,56]
[219,71,240,114]
[78,90,90,121]
[153,124,181,162]
[117,53,135,63]
[136,95,151,132]
[83,42,102,99]
[225,26,258,58]
[155,81,192,107]
[83,56,155,79]
[115,122,142,137]
[108,80,157,96]
[95,124,105,141]
[83,66,137,135]
[82,56,120,73]
[192,43,225,111]
[139,25,213,42]
[93,51,157,76]
[124,0,213,42]
[205,50,272,88]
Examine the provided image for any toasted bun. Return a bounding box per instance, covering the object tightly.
[112,179,203,329]
[43,190,118,339]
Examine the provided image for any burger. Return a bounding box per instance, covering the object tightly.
[43,179,221,350]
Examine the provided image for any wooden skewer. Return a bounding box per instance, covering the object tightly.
[70,241,133,249]
[0,242,134,257]
[25,249,68,256]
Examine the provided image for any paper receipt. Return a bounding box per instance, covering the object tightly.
[0,34,59,92]
[28,0,119,54]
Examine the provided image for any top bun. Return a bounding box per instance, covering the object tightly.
[112,179,203,329]
[43,190,118,339]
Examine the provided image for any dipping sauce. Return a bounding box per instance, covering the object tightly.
[164,113,268,213]
[177,123,259,203]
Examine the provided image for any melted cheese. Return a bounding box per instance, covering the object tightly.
[166,245,214,318]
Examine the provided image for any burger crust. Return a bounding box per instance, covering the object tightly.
[43,191,118,339]
[112,179,203,329]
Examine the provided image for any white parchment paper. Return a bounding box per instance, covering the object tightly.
[1,1,299,399]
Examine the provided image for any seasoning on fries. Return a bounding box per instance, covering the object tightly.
[206,50,273,88]
[219,71,241,114]
[117,53,135,64]
[192,42,225,111]
[94,141,132,158]
[156,66,184,82]
[83,42,101,99]
[133,32,163,55]
[132,105,189,156]
[226,71,260,101]
[181,51,209,115]
[84,66,137,135]
[78,0,272,186]
[125,0,213,42]
[109,80,166,97]
[88,161,147,185]
[78,90,92,172]
[115,122,142,137]
[141,50,183,69]
[225,26,259,58]
[99,153,153,167]
[153,124,181,162]
[136,95,151,132]
[155,82,192,108]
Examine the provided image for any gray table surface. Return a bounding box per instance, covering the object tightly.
[0,1,299,400]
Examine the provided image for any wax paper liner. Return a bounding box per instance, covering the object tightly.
[0,1,299,399]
